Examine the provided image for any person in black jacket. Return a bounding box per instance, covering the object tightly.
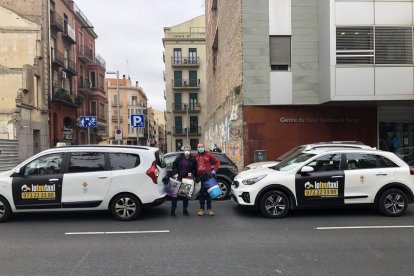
[171,145,197,216]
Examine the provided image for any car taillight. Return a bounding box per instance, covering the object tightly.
[410,167,414,175]
[146,161,159,184]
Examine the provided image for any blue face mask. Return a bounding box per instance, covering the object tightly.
[198,148,205,154]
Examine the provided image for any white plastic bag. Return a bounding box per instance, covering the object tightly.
[177,177,195,198]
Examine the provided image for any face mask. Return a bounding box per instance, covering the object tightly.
[184,150,190,157]
[198,148,205,154]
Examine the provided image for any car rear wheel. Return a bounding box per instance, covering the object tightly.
[379,188,408,217]
[0,196,12,222]
[110,194,142,221]
[259,190,290,218]
[216,179,230,200]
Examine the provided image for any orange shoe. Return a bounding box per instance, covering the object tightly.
[196,209,205,216]
[207,209,215,216]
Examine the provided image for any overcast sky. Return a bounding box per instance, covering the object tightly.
[75,0,205,111]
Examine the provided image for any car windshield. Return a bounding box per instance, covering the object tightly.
[271,153,315,171]
[275,146,306,161]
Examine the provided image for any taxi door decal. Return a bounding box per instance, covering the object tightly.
[295,171,345,207]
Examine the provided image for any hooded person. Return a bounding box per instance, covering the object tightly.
[170,145,197,216]
[194,143,220,216]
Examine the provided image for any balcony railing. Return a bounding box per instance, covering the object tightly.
[172,79,200,89]
[111,116,123,122]
[64,57,76,75]
[171,56,199,66]
[51,49,65,67]
[173,126,201,135]
[52,89,80,108]
[73,2,94,29]
[79,77,91,90]
[50,13,63,32]
[79,46,94,63]
[95,54,106,68]
[112,101,123,107]
[62,24,76,44]
[172,103,201,113]
[164,30,206,39]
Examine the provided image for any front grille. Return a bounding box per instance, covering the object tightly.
[241,192,250,203]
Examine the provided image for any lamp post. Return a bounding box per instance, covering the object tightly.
[106,71,120,144]
[185,103,189,146]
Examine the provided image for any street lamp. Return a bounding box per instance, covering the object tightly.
[106,71,120,145]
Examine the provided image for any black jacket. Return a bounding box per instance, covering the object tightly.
[171,154,197,180]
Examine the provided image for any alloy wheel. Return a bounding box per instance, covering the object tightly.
[384,193,405,215]
[114,197,137,219]
[265,195,286,216]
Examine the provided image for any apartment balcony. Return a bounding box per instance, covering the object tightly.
[79,46,94,64]
[172,79,200,90]
[171,56,200,67]
[51,49,65,67]
[62,24,76,44]
[112,116,124,123]
[79,77,91,92]
[172,126,201,136]
[172,103,201,113]
[50,13,63,32]
[95,54,106,68]
[52,89,80,108]
[63,57,76,76]
[112,101,123,107]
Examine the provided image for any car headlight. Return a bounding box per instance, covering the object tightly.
[242,174,267,185]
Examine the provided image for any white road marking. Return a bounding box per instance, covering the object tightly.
[65,230,170,235]
[315,225,414,230]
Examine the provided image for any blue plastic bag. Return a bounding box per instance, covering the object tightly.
[204,176,218,189]
[207,185,222,199]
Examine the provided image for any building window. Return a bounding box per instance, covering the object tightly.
[174,71,182,87]
[190,139,199,150]
[90,71,96,88]
[173,48,182,64]
[131,96,137,105]
[175,117,182,134]
[269,36,291,71]
[99,103,105,119]
[189,48,197,64]
[336,27,374,64]
[189,71,198,86]
[99,73,105,90]
[375,27,412,65]
[175,139,183,151]
[90,101,97,116]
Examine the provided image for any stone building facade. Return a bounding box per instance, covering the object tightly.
[0,0,50,161]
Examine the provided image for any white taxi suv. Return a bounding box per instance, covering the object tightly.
[0,145,166,222]
[232,148,414,218]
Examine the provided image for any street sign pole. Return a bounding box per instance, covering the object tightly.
[87,127,90,144]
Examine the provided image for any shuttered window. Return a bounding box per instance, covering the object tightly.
[336,27,374,64]
[270,36,291,71]
[337,26,413,65]
[375,27,412,65]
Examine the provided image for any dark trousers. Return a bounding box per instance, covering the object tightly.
[171,197,189,211]
[198,190,212,210]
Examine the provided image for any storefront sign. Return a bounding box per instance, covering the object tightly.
[279,117,360,123]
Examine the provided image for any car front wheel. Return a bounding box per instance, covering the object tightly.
[378,188,408,217]
[0,195,12,222]
[259,190,290,218]
[110,194,142,221]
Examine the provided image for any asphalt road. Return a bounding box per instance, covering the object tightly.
[1,200,414,275]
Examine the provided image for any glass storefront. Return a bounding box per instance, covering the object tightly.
[379,122,414,165]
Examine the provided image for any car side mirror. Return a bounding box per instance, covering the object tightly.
[301,166,314,173]
[13,167,22,177]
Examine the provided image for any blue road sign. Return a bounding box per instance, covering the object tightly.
[79,116,97,127]
[130,114,145,128]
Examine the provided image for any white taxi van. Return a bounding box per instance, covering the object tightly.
[0,145,166,222]
[232,148,414,218]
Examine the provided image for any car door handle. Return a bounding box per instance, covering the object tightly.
[331,176,344,179]
[49,178,59,182]
[98,176,108,179]
[376,173,388,176]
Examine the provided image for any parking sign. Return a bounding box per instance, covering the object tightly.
[130,114,145,128]
[79,116,97,127]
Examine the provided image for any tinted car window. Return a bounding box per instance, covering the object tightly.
[109,153,140,170]
[376,155,398,168]
[24,153,63,176]
[345,153,377,170]
[68,152,106,173]
[164,154,178,168]
[273,153,315,171]
[306,154,342,172]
